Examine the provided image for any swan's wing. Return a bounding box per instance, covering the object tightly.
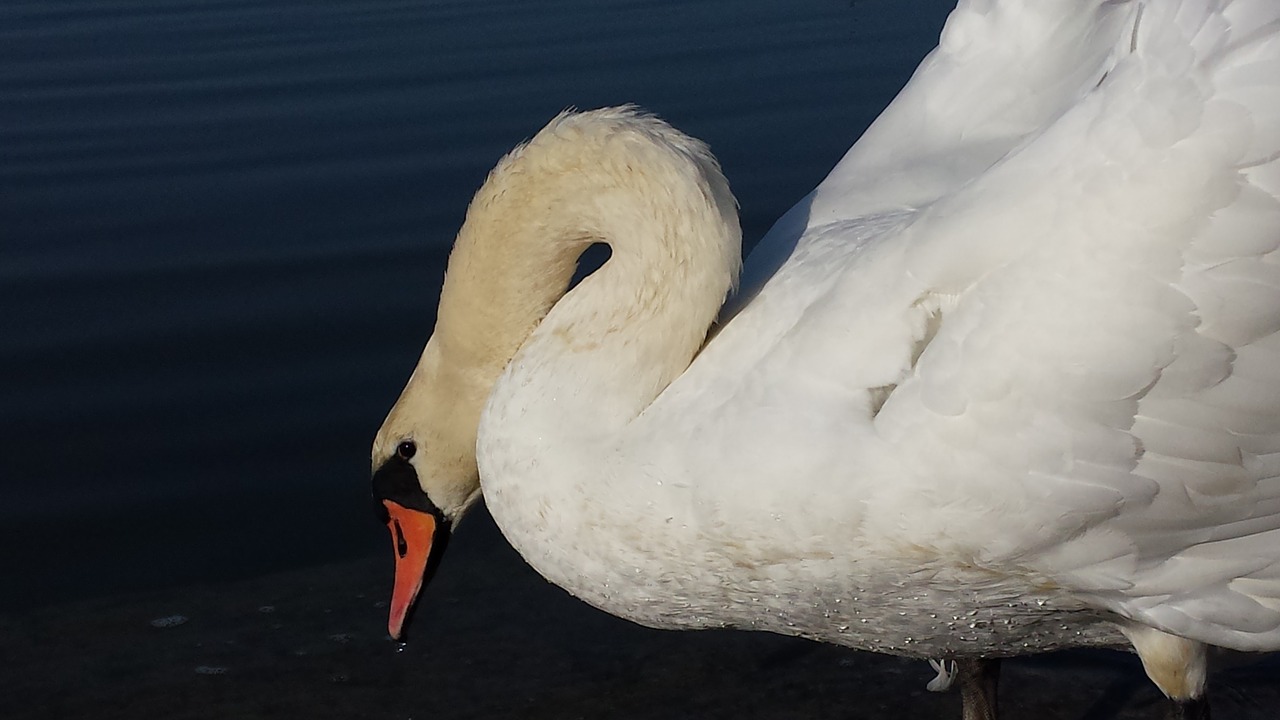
[861,0,1280,650]
[674,0,1280,651]
[735,0,1141,306]
[810,0,1142,223]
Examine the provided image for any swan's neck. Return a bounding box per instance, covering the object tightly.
[467,107,739,511]
[493,226,735,435]
[459,110,740,436]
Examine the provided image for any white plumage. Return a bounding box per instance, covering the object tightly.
[375,0,1280,710]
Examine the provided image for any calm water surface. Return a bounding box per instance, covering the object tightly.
[1,0,951,607]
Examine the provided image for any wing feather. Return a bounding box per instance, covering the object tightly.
[685,0,1280,651]
[854,0,1280,650]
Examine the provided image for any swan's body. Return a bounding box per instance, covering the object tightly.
[475,109,1127,658]
[373,0,1280,713]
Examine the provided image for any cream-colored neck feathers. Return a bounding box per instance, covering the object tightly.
[481,108,741,433]
[375,107,740,518]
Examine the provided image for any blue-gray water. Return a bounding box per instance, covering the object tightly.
[1,0,951,608]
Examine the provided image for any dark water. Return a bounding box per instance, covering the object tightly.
[0,0,952,608]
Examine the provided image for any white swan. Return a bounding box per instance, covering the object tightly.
[372,1,1280,717]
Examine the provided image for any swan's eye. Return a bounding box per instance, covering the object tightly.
[396,440,417,460]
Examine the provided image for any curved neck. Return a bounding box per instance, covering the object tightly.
[500,225,737,435]
[447,109,740,441]
[453,109,738,612]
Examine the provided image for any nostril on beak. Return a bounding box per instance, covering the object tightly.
[394,519,408,558]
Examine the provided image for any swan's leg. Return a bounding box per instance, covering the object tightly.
[1120,625,1210,720]
[957,658,1000,720]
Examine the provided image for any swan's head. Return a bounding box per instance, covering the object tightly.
[371,336,488,640]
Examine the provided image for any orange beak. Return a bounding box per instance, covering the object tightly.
[381,499,446,640]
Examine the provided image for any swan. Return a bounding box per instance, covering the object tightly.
[371,1,1280,717]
